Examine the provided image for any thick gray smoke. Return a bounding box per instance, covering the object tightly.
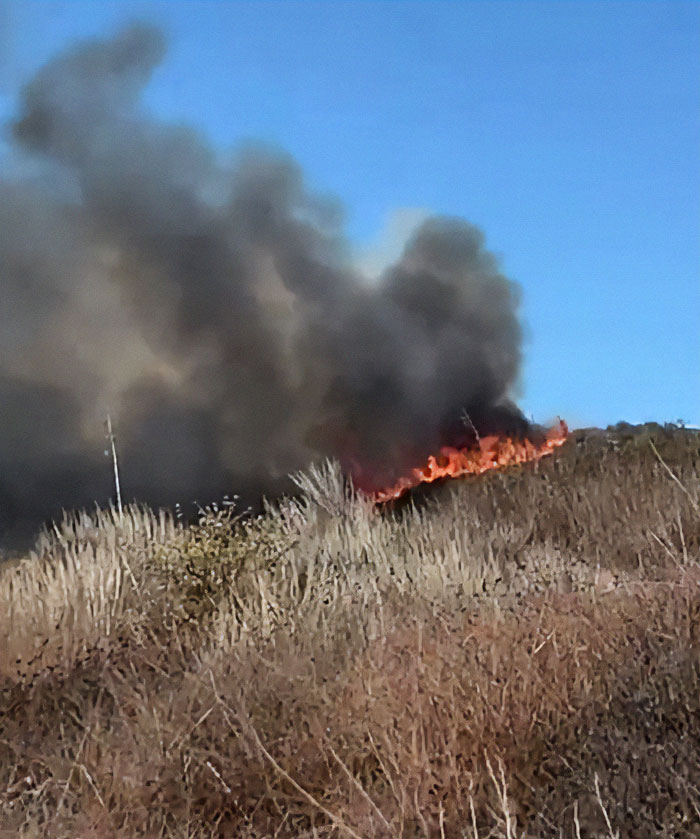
[1,24,527,542]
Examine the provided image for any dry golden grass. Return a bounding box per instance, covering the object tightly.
[1,423,699,837]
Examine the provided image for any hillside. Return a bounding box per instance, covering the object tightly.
[1,423,699,838]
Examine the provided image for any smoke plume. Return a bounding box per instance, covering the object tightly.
[1,24,527,543]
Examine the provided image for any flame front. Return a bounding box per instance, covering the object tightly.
[373,419,569,503]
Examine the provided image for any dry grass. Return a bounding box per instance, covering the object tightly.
[1,423,699,837]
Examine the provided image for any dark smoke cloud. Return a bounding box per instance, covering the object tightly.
[1,23,526,543]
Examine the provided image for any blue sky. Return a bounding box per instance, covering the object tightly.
[2,1,698,429]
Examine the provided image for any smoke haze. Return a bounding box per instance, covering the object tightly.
[1,24,527,543]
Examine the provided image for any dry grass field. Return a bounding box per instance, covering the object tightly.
[1,423,699,838]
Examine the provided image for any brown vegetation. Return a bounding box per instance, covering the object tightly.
[1,423,699,837]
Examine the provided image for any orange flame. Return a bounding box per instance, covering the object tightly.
[373,419,569,503]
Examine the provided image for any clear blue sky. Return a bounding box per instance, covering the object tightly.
[2,1,698,429]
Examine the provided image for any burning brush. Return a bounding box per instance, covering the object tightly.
[372,419,569,503]
[1,23,567,542]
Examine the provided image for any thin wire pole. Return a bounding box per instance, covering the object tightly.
[105,414,123,517]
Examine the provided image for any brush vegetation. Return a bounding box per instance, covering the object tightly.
[1,423,699,838]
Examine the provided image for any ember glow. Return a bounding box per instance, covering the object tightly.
[373,420,569,502]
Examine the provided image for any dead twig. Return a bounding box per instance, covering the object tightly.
[209,673,365,839]
[649,439,699,515]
